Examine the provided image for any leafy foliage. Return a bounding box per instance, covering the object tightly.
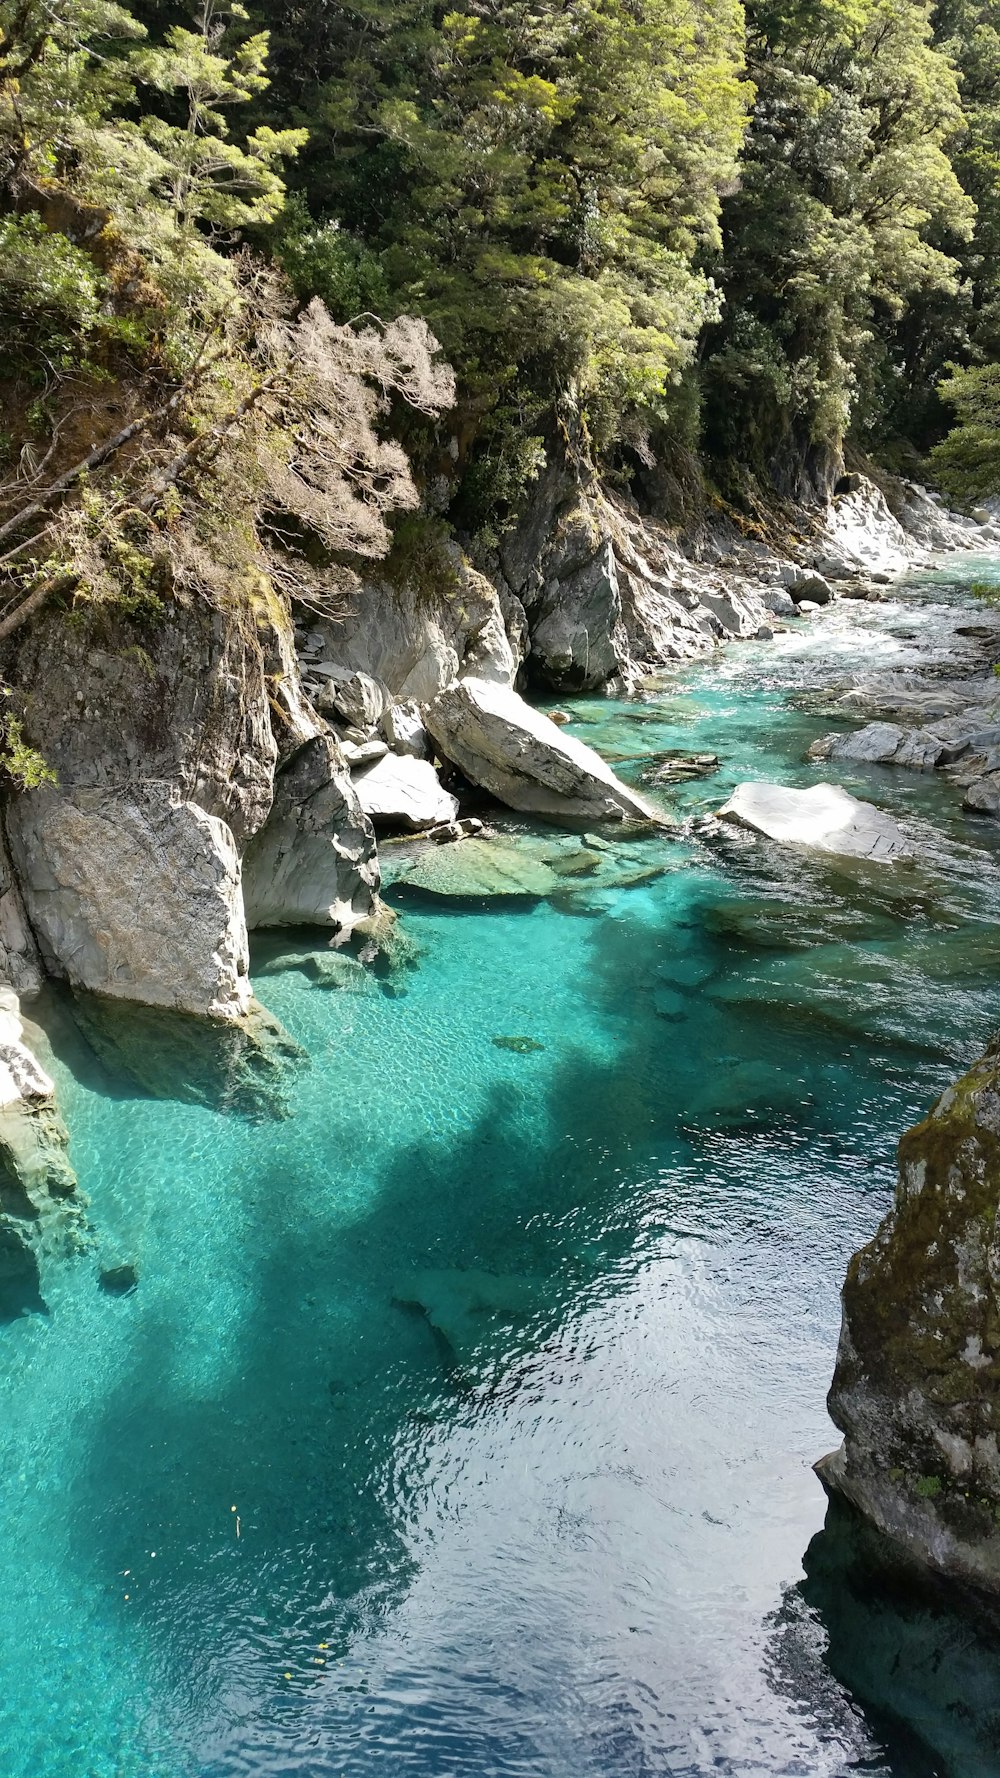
[2,0,1000,608]
[257,0,751,518]
[701,0,975,495]
[929,363,1000,502]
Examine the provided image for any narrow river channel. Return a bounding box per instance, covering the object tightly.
[3,556,1000,1778]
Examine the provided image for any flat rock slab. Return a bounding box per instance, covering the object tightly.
[718,781,911,861]
[352,753,459,831]
[425,676,661,826]
[394,836,559,898]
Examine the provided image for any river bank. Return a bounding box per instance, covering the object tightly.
[2,552,999,1777]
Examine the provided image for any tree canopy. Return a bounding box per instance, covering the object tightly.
[0,0,998,573]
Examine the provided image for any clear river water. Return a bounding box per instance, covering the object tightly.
[4,559,1000,1778]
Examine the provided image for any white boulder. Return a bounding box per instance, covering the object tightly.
[718,781,910,861]
[425,676,660,824]
[352,753,460,831]
[8,786,251,1019]
[381,699,430,759]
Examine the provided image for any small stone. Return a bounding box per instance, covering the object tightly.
[340,738,388,768]
[653,986,687,1021]
[100,1262,139,1297]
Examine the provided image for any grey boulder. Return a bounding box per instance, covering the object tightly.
[333,671,391,733]
[529,537,623,690]
[380,699,430,759]
[810,721,944,771]
[425,677,660,825]
[762,587,798,618]
[242,735,379,932]
[8,785,252,1019]
[964,772,1000,815]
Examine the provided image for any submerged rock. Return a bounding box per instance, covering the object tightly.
[492,1034,545,1053]
[819,1044,1000,1603]
[393,1266,545,1362]
[99,1261,139,1297]
[69,991,305,1120]
[718,781,910,861]
[299,951,376,993]
[0,990,85,1320]
[392,835,559,899]
[425,676,660,826]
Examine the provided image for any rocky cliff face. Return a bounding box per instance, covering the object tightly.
[820,1044,1000,1601]
[1,589,379,1020]
[0,988,85,1319]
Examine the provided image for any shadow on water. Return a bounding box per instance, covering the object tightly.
[767,1495,1000,1778]
[40,854,999,1772]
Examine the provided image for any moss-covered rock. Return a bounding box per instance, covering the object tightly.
[819,1041,1000,1599]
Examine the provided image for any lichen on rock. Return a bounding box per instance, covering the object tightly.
[819,1041,1000,1600]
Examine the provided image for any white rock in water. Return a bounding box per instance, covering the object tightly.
[8,786,251,1019]
[352,753,459,831]
[425,676,661,825]
[0,991,54,1107]
[718,781,910,861]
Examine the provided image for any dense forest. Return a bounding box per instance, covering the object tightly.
[0,0,999,671]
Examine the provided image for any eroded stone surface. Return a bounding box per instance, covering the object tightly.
[9,787,251,1019]
[425,676,660,825]
[302,558,518,706]
[819,1044,1000,1600]
[242,735,379,932]
[70,991,305,1120]
[719,781,910,861]
[0,989,85,1319]
[391,835,559,898]
[351,752,459,832]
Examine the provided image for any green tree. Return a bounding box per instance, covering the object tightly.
[701,0,974,498]
[256,0,750,518]
[132,2,307,241]
[929,361,1000,501]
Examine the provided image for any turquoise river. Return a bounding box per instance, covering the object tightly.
[4,558,1000,1778]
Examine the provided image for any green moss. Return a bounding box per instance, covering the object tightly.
[914,1475,944,1500]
